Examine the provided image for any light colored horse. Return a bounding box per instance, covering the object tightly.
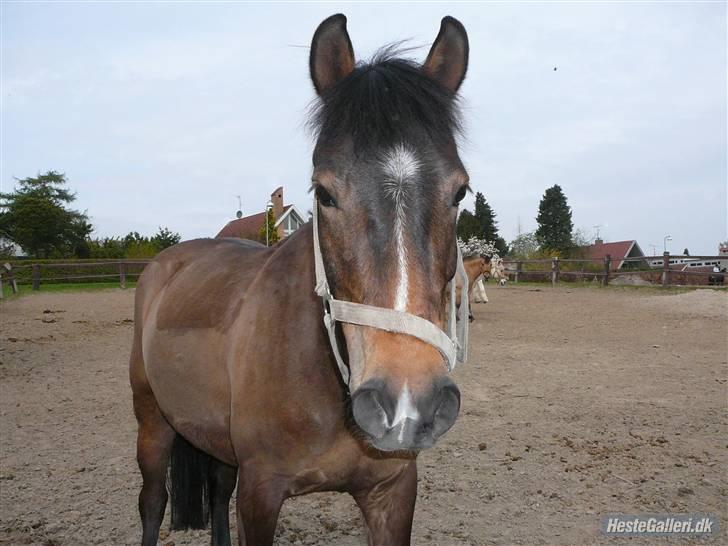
[457,255,493,318]
[472,277,489,303]
[490,256,507,286]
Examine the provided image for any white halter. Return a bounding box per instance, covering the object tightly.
[312,198,469,387]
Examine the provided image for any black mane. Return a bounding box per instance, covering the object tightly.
[308,47,463,152]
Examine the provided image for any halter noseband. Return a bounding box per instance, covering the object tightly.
[312,198,469,387]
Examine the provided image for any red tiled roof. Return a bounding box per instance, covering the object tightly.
[587,240,634,262]
[216,205,292,240]
[216,212,266,239]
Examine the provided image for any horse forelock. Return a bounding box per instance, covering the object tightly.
[308,46,463,154]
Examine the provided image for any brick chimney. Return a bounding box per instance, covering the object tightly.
[270,187,283,220]
[594,238,603,246]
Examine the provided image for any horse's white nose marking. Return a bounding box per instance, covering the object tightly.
[381,144,420,312]
[389,383,420,442]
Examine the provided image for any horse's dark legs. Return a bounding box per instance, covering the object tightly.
[235,472,285,546]
[354,461,418,546]
[209,460,238,546]
[134,391,176,546]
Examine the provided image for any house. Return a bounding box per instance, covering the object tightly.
[646,242,728,271]
[585,239,647,270]
[216,187,306,243]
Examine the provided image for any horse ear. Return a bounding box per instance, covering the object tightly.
[310,14,356,96]
[422,16,469,93]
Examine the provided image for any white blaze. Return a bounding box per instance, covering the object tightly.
[390,383,420,442]
[381,144,420,312]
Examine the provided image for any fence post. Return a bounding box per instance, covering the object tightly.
[32,264,41,290]
[662,251,670,287]
[119,263,127,289]
[603,254,611,286]
[515,261,522,283]
[0,273,3,299]
[551,257,559,286]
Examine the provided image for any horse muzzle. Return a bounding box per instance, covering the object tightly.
[351,376,461,451]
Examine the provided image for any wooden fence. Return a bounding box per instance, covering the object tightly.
[504,252,727,288]
[1,252,725,298]
[0,260,151,298]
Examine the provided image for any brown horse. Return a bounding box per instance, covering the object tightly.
[458,255,493,320]
[130,14,470,546]
[463,255,493,294]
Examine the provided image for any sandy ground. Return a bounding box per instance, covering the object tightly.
[1,285,726,545]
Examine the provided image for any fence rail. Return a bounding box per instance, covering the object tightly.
[1,252,726,298]
[1,260,151,297]
[503,252,726,288]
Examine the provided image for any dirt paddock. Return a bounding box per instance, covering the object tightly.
[1,285,726,545]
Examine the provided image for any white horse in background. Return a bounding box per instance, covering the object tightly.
[457,238,508,318]
[491,256,507,286]
[471,256,506,304]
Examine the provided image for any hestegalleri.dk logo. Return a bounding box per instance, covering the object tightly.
[601,514,719,536]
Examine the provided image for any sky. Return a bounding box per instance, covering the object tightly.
[2,1,726,256]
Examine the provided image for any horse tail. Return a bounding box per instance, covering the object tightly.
[168,434,213,530]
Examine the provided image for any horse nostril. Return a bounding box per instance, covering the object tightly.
[431,381,460,440]
[351,385,391,440]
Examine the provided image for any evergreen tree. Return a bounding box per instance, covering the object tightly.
[473,192,508,254]
[535,184,573,252]
[473,192,497,241]
[456,209,479,240]
[0,171,91,258]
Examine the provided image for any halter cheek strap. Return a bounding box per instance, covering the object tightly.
[312,198,469,387]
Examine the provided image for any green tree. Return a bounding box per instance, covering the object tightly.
[87,237,126,259]
[259,209,279,245]
[151,226,181,250]
[123,231,149,248]
[458,192,508,256]
[509,231,539,259]
[0,171,91,258]
[474,192,497,241]
[535,184,573,253]
[456,209,479,240]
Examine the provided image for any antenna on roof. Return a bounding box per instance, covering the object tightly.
[593,225,602,241]
[236,195,243,219]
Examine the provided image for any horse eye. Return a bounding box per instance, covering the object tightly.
[316,186,336,208]
[453,186,467,206]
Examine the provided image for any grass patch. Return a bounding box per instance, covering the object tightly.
[2,281,137,299]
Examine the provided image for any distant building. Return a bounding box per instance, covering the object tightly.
[216,187,306,242]
[585,239,647,270]
[646,242,728,271]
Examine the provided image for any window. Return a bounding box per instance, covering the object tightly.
[283,213,302,237]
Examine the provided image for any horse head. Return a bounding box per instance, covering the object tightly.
[309,14,469,452]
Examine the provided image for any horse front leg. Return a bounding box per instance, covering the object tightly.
[353,460,418,546]
[235,471,285,546]
[210,460,238,546]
